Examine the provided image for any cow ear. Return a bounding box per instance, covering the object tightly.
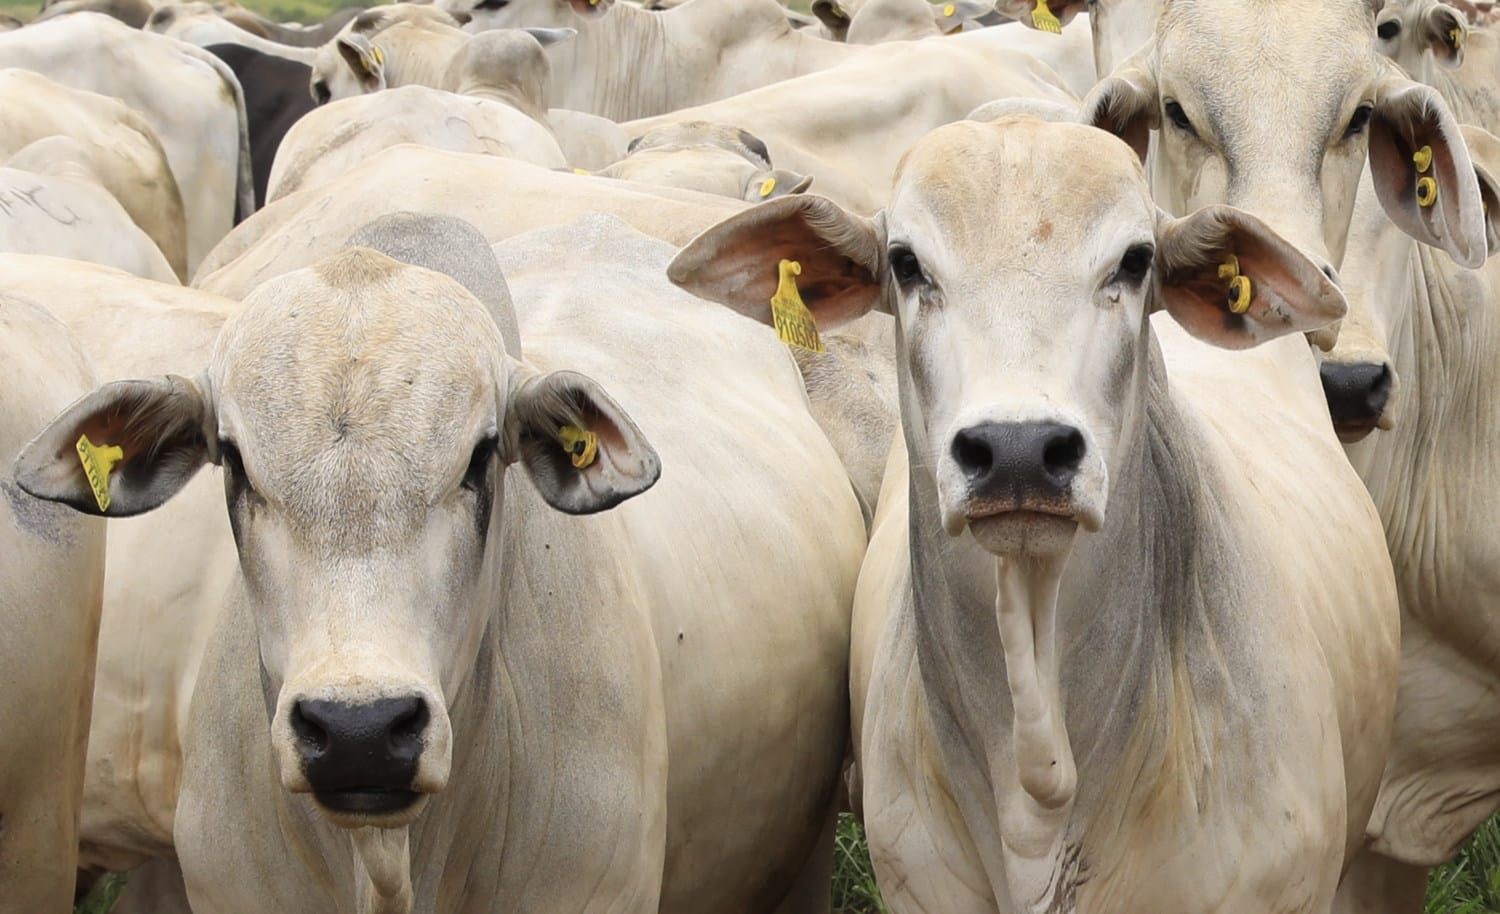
[1369,74,1487,268]
[506,369,660,515]
[1081,53,1158,162]
[933,0,994,33]
[745,169,812,202]
[811,0,850,38]
[15,376,213,517]
[336,33,385,92]
[523,26,576,46]
[1156,205,1347,350]
[993,0,1086,27]
[1422,3,1468,67]
[668,194,885,330]
[1458,124,1500,257]
[564,0,613,17]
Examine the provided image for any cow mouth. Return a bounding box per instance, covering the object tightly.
[313,788,422,816]
[967,509,1081,557]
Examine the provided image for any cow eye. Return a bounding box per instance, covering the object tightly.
[1344,103,1374,139]
[1113,243,1154,286]
[888,245,924,287]
[474,0,509,9]
[1377,19,1400,40]
[1163,100,1197,138]
[312,80,331,105]
[462,436,497,492]
[219,439,252,493]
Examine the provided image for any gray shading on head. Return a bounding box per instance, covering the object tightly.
[344,212,522,357]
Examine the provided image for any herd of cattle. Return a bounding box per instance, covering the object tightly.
[3,0,1500,911]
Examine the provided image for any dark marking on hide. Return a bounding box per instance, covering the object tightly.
[1036,220,1055,241]
[0,186,81,226]
[1042,842,1087,913]
[1,479,77,546]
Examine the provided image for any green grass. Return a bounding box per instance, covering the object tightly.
[0,0,362,23]
[831,813,1500,914]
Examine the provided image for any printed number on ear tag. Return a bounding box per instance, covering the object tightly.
[1031,0,1061,33]
[770,259,825,353]
[75,434,124,512]
[559,425,598,469]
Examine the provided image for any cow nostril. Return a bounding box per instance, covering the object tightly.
[1321,264,1340,285]
[1042,428,1086,482]
[388,698,428,753]
[951,429,995,480]
[290,701,328,754]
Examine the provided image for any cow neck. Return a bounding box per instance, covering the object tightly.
[555,3,669,121]
[902,338,1221,908]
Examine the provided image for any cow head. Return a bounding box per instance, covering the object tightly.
[1081,0,1488,280]
[1377,0,1468,77]
[16,243,659,829]
[439,0,615,33]
[669,118,1341,559]
[604,122,813,202]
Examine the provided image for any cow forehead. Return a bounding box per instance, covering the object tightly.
[891,120,1154,258]
[209,249,504,516]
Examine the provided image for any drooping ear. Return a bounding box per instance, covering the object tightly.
[523,26,576,46]
[1080,54,1158,162]
[564,0,613,17]
[745,169,813,202]
[668,194,884,329]
[14,376,213,517]
[505,369,660,515]
[933,0,995,33]
[811,0,851,38]
[993,0,1087,27]
[336,33,386,92]
[1369,73,1487,268]
[1459,124,1500,256]
[1422,3,1468,67]
[1156,205,1347,349]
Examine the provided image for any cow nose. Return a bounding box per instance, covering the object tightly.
[950,421,1085,502]
[1320,263,1341,286]
[1320,362,1392,428]
[290,696,428,803]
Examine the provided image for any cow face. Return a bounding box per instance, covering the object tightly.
[1083,0,1488,277]
[670,118,1342,559]
[1376,0,1468,77]
[16,248,659,829]
[604,123,812,202]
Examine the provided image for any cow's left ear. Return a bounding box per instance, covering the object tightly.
[336,33,386,92]
[993,0,1086,28]
[565,0,613,17]
[505,368,660,515]
[745,169,812,202]
[523,26,576,46]
[1081,49,1158,163]
[1459,124,1500,256]
[1156,205,1347,350]
[1369,73,1487,268]
[1422,3,1468,67]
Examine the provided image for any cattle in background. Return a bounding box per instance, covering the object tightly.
[593,121,812,202]
[206,44,317,210]
[148,3,319,63]
[0,68,188,280]
[19,210,867,913]
[0,13,254,276]
[0,293,106,914]
[670,114,1401,913]
[30,0,153,27]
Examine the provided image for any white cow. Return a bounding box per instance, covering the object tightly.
[146,2,319,63]
[1376,0,1500,126]
[625,26,1079,212]
[19,211,866,914]
[0,69,188,281]
[0,13,254,275]
[0,293,107,914]
[593,121,812,202]
[267,86,568,201]
[442,0,857,120]
[670,115,1401,913]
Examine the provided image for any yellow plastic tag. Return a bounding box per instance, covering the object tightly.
[770,259,824,353]
[572,167,591,175]
[1217,253,1240,281]
[758,177,776,198]
[370,45,385,66]
[943,3,956,15]
[1451,26,1465,50]
[558,425,598,469]
[1413,145,1433,174]
[75,434,123,513]
[1416,175,1438,207]
[1227,274,1253,314]
[1031,0,1061,33]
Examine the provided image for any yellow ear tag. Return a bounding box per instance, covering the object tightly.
[758,177,776,198]
[370,45,385,66]
[1451,26,1465,50]
[1413,145,1434,174]
[1416,175,1438,207]
[1217,253,1240,281]
[572,167,591,175]
[75,434,124,513]
[943,3,956,15]
[558,424,598,469]
[1227,275,1253,314]
[770,259,825,353]
[1031,0,1061,33]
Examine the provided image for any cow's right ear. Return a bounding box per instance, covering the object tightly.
[15,376,213,517]
[1081,50,1159,163]
[336,33,386,92]
[811,0,850,38]
[668,194,885,330]
[564,0,613,17]
[1459,124,1500,256]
